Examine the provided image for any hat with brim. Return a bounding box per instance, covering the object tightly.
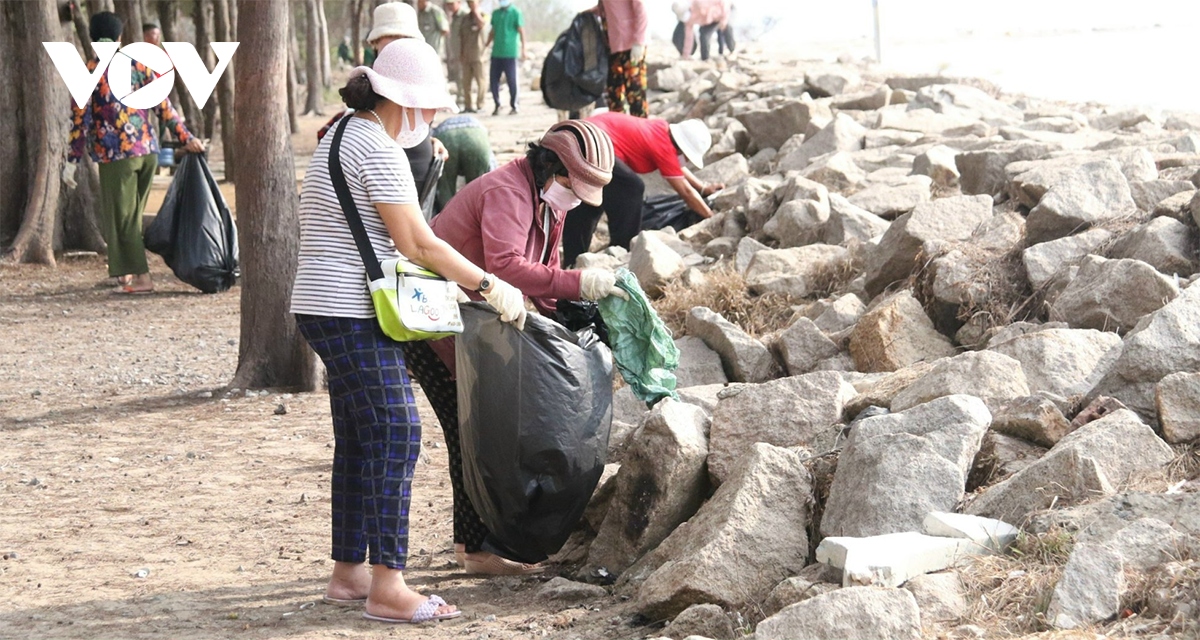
[349,38,458,113]
[668,119,711,169]
[367,2,421,43]
[539,120,615,207]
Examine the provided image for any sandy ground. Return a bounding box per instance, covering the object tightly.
[0,79,651,640]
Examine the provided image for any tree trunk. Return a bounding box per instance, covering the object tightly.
[285,31,300,134]
[158,0,203,132]
[69,0,95,61]
[301,0,323,115]
[193,0,217,139]
[58,153,106,254]
[316,0,331,89]
[213,0,236,183]
[113,0,143,43]
[349,0,363,66]
[1,0,71,265]
[231,0,319,391]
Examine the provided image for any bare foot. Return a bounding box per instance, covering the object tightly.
[325,561,371,601]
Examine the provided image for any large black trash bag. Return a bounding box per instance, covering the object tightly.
[456,303,613,563]
[144,153,239,293]
[541,12,608,111]
[640,193,703,232]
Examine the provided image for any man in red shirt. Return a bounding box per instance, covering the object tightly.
[562,111,721,267]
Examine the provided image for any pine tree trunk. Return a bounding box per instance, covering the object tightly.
[158,0,203,133]
[59,154,106,254]
[213,0,236,183]
[316,0,331,89]
[286,31,300,134]
[349,0,363,66]
[93,0,116,12]
[231,0,319,391]
[113,0,143,43]
[193,0,217,139]
[302,0,323,115]
[1,0,71,265]
[69,0,95,61]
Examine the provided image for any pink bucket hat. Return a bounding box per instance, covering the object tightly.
[349,38,458,113]
[539,120,614,207]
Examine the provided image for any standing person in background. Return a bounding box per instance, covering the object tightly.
[682,0,729,61]
[670,1,693,57]
[142,22,161,46]
[431,115,495,212]
[594,0,648,117]
[485,0,525,116]
[718,2,737,55]
[456,0,488,113]
[67,12,204,294]
[444,0,468,91]
[416,0,449,56]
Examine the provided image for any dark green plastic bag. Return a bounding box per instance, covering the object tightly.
[598,268,680,404]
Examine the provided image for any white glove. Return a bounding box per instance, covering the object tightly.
[631,43,646,61]
[480,277,527,331]
[579,269,629,301]
[61,162,78,189]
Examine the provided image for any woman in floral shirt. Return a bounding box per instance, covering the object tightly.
[68,12,204,293]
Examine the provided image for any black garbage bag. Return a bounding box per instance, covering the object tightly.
[555,298,610,347]
[640,193,703,232]
[541,12,608,111]
[143,153,239,293]
[456,303,613,563]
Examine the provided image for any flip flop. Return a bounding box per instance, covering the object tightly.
[118,285,154,295]
[463,553,544,576]
[321,595,367,606]
[362,594,462,623]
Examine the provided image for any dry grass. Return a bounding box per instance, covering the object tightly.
[1118,559,1200,636]
[1122,442,1200,493]
[960,526,1077,636]
[653,262,802,338]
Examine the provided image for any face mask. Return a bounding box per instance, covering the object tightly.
[498,0,512,7]
[541,180,581,214]
[394,108,430,149]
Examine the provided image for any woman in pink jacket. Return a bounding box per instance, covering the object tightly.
[402,120,626,574]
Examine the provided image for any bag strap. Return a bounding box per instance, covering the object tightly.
[328,115,384,282]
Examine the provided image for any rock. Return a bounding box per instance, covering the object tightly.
[675,383,723,416]
[1152,188,1196,222]
[701,236,736,260]
[654,66,691,92]
[849,291,956,373]
[716,179,775,230]
[607,420,638,463]
[877,106,984,135]
[686,307,778,383]
[909,84,1023,126]
[866,129,923,148]
[673,336,729,388]
[923,512,1019,553]
[1107,517,1194,571]
[1048,543,1124,629]
[905,572,967,623]
[822,395,990,537]
[763,199,828,247]
[1107,216,1196,277]
[812,292,867,334]
[1029,492,1200,545]
[662,604,736,640]
[957,142,1054,197]
[1049,255,1179,334]
[817,532,983,587]
[629,231,685,297]
[707,372,855,485]
[695,153,751,191]
[911,144,961,187]
[734,236,769,274]
[778,113,867,172]
[706,120,750,163]
[969,431,1047,487]
[989,328,1124,404]
[629,444,812,619]
[825,194,890,245]
[538,576,609,602]
[863,194,993,297]
[967,409,1175,523]
[833,85,892,111]
[1130,179,1195,212]
[1090,107,1156,130]
[1157,372,1200,443]
[764,577,840,616]
[844,361,937,417]
[775,317,841,376]
[890,351,1030,413]
[990,396,1074,447]
[1021,228,1113,290]
[736,98,831,151]
[806,69,860,97]
[1025,159,1137,245]
[847,176,932,219]
[802,152,867,193]
[754,587,921,640]
[925,249,991,334]
[612,384,648,426]
[588,400,710,575]
[744,245,853,298]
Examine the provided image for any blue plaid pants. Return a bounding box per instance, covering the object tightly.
[296,314,421,570]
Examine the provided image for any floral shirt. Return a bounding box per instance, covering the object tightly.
[68,53,193,165]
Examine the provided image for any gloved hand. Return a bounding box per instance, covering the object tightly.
[480,277,527,330]
[579,269,629,301]
[631,43,646,61]
[61,162,78,189]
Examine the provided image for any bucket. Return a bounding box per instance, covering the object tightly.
[158,147,174,167]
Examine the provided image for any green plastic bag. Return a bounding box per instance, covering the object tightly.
[597,268,680,405]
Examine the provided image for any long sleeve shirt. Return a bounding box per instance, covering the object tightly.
[68,52,193,165]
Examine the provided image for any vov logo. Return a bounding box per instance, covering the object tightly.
[43,41,239,110]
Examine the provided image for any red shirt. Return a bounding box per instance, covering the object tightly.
[587,111,684,179]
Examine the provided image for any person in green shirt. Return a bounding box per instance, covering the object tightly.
[416,0,449,55]
[484,0,525,115]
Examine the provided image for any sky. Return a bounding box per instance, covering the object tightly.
[544,0,1200,112]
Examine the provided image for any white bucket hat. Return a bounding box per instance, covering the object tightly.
[367,2,421,43]
[668,119,712,169]
[350,38,458,113]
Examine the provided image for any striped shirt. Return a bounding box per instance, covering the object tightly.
[291,116,418,318]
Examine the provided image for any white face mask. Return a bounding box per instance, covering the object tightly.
[540,180,581,214]
[394,108,430,149]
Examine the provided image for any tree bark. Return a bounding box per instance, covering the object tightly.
[58,153,106,254]
[212,0,236,183]
[349,0,363,66]
[316,0,331,89]
[113,0,143,43]
[193,0,217,139]
[157,0,203,132]
[231,0,319,391]
[93,0,115,12]
[1,0,71,265]
[285,30,300,134]
[69,0,95,61]
[301,0,323,115]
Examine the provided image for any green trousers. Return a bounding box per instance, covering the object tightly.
[97,153,158,277]
[435,126,493,212]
